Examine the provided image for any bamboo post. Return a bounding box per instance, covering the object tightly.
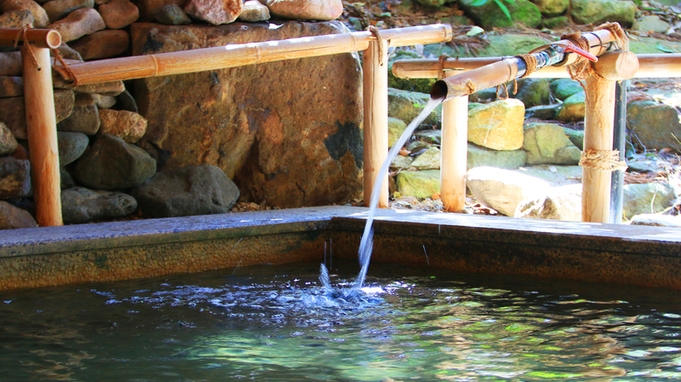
[440,92,468,212]
[582,51,638,223]
[20,30,63,226]
[363,35,389,208]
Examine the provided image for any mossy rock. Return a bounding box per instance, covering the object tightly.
[459,0,542,29]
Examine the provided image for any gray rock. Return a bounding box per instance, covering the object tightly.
[0,157,31,199]
[0,76,23,98]
[238,0,270,22]
[523,122,581,165]
[131,165,239,218]
[61,166,75,189]
[459,0,542,29]
[555,92,585,122]
[466,166,551,216]
[632,15,670,34]
[531,0,569,17]
[42,0,94,22]
[512,78,550,108]
[0,121,18,155]
[114,89,138,113]
[58,92,100,135]
[570,0,636,27]
[395,170,440,198]
[0,200,37,229]
[515,183,582,221]
[467,143,527,170]
[550,78,583,101]
[0,9,33,28]
[563,127,584,150]
[0,90,74,139]
[627,100,681,152]
[390,154,414,171]
[61,186,137,223]
[526,104,559,120]
[623,182,677,219]
[57,131,89,165]
[72,134,156,190]
[153,4,191,25]
[411,146,440,170]
[388,87,441,126]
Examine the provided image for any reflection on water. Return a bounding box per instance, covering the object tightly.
[1,261,681,381]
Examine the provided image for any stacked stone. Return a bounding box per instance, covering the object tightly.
[0,0,346,229]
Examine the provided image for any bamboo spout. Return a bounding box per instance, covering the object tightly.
[430,59,517,101]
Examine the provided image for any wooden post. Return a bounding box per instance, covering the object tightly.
[440,93,468,212]
[582,51,638,223]
[22,41,63,226]
[363,36,389,208]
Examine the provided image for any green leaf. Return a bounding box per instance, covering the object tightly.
[657,43,675,53]
[494,0,513,21]
[470,0,488,6]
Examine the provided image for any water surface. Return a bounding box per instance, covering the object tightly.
[1,261,680,381]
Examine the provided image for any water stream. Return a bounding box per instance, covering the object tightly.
[346,97,444,291]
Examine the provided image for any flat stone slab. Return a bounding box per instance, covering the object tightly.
[0,206,680,290]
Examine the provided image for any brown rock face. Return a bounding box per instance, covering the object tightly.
[131,21,363,208]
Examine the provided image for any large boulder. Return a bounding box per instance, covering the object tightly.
[523,122,581,165]
[72,134,157,190]
[131,164,239,218]
[266,0,343,21]
[466,166,551,216]
[131,21,363,207]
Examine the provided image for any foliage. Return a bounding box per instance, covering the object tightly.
[469,0,516,21]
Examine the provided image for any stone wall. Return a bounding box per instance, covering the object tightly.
[0,0,362,228]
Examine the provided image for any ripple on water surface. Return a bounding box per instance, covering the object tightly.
[0,261,681,381]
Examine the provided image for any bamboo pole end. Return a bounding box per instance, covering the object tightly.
[593,51,639,81]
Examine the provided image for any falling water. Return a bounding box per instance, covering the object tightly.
[352,96,444,289]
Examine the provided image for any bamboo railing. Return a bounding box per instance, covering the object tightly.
[393,28,651,223]
[1,24,454,225]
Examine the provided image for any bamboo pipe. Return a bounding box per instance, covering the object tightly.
[582,51,637,223]
[363,37,390,208]
[440,92,468,212]
[392,54,678,80]
[0,28,61,49]
[22,43,63,226]
[55,24,453,85]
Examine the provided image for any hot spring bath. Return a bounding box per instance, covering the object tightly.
[0,206,680,380]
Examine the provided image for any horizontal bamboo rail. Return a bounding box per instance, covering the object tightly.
[55,24,453,85]
[392,53,681,80]
[0,28,61,49]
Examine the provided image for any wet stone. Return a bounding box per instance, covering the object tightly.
[131,164,239,218]
[0,200,36,229]
[61,186,137,224]
[57,131,89,165]
[0,157,31,199]
[0,122,18,156]
[72,134,156,190]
